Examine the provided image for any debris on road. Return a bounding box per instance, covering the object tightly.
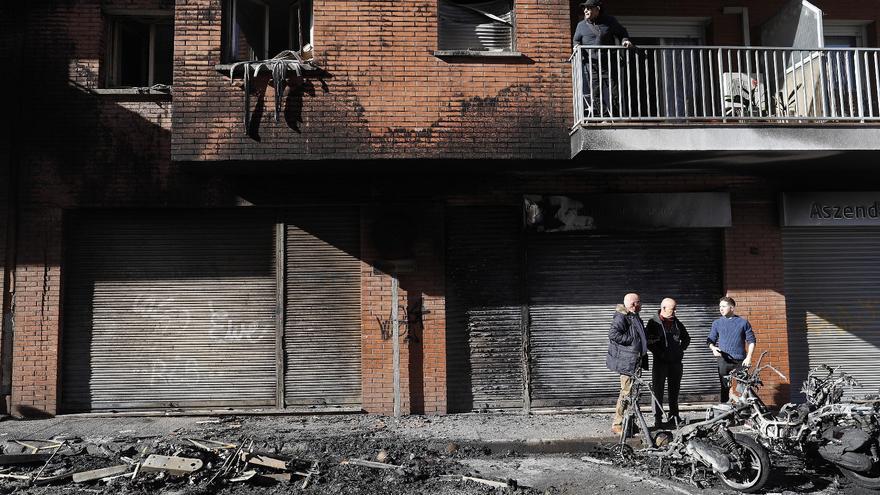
[340,458,404,470]
[72,465,130,483]
[0,454,52,465]
[140,454,203,475]
[0,431,325,493]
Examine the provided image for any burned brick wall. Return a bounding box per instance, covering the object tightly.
[171,0,573,161]
[3,0,234,417]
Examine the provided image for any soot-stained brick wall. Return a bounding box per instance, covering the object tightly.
[171,0,573,161]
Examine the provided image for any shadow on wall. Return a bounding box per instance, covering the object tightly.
[12,405,55,420]
[239,71,329,140]
[786,295,880,403]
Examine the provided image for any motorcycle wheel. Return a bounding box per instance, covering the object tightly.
[841,465,880,491]
[716,434,771,493]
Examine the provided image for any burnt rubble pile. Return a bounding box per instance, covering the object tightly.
[0,418,532,494]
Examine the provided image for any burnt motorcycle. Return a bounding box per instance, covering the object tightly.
[615,370,771,493]
[725,352,880,490]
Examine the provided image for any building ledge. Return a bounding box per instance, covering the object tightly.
[91,87,172,99]
[215,62,322,78]
[571,125,880,161]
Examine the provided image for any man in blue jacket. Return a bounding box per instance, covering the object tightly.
[572,0,633,118]
[607,292,649,434]
[707,296,756,402]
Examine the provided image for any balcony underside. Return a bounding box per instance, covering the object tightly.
[570,124,880,164]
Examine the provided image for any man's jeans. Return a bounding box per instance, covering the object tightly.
[613,374,634,427]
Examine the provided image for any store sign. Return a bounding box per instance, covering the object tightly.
[524,193,732,232]
[782,192,880,226]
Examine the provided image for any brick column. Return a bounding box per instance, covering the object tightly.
[724,200,790,407]
[360,203,447,416]
[9,208,63,417]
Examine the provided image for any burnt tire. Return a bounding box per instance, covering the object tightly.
[717,434,771,493]
[841,465,880,491]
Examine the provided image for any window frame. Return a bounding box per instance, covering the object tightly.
[437,0,517,53]
[224,0,313,63]
[615,16,709,45]
[225,0,270,62]
[823,20,870,48]
[103,10,174,88]
[288,0,314,52]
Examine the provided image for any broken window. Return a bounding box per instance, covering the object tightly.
[438,0,514,52]
[224,0,313,62]
[105,15,173,87]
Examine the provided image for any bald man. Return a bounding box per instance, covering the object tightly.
[646,298,691,427]
[607,292,649,434]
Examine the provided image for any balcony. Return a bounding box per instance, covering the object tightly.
[570,45,880,162]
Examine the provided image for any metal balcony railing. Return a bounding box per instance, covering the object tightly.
[571,45,880,126]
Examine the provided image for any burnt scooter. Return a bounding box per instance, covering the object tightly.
[615,369,771,493]
[726,352,880,490]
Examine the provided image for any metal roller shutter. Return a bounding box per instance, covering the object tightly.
[62,211,277,412]
[283,208,362,407]
[446,206,524,412]
[784,227,880,401]
[527,230,722,408]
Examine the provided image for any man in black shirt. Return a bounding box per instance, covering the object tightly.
[572,0,633,119]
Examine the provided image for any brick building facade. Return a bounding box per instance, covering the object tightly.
[1,0,879,417]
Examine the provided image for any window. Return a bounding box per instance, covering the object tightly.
[616,17,709,117]
[823,21,869,48]
[823,21,871,117]
[105,14,173,87]
[438,0,514,52]
[224,0,312,62]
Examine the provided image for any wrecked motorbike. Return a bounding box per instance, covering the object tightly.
[614,370,771,493]
[725,352,880,490]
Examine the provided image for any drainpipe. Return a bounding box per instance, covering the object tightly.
[1,4,25,414]
[2,145,18,415]
[391,274,400,417]
[723,7,751,45]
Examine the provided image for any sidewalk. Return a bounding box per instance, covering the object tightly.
[1,410,704,445]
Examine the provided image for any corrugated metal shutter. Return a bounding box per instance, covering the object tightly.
[62,211,277,412]
[527,230,722,408]
[446,206,524,411]
[283,208,362,407]
[438,0,513,51]
[784,227,880,401]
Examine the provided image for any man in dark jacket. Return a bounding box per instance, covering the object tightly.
[646,298,690,427]
[607,292,649,434]
[572,0,633,118]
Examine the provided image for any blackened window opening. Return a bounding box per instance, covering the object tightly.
[107,16,173,87]
[225,0,313,62]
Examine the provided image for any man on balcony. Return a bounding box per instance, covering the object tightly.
[573,0,632,119]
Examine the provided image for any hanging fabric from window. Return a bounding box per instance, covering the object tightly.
[439,0,513,51]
